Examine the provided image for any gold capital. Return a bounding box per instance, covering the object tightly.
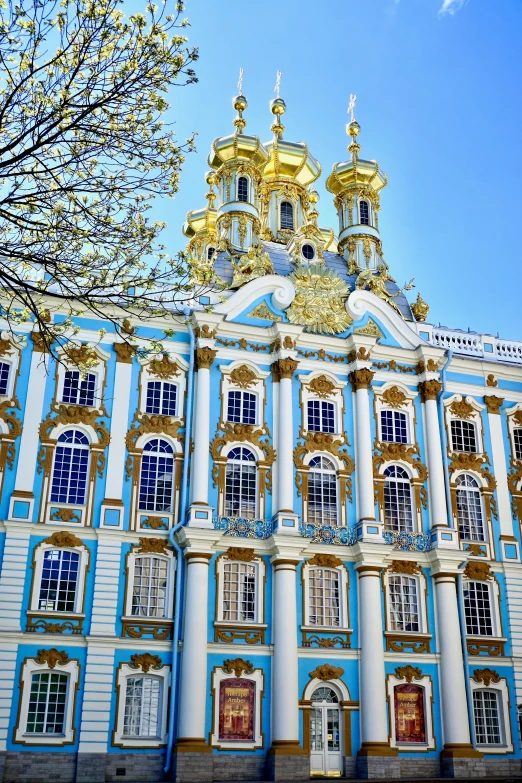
[349,369,374,390]
[114,342,135,363]
[275,357,299,379]
[484,395,503,415]
[196,347,217,370]
[419,379,442,401]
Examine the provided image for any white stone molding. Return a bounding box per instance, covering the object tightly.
[214,275,295,321]
[346,290,423,350]
[469,673,513,753]
[0,526,31,630]
[354,386,376,523]
[89,536,123,636]
[78,645,116,753]
[271,557,300,746]
[386,669,436,751]
[487,406,516,541]
[210,663,264,750]
[0,641,18,750]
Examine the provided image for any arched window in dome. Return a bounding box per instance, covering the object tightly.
[308,455,337,526]
[237,176,248,203]
[280,201,294,230]
[456,473,485,541]
[383,465,414,532]
[225,446,257,519]
[359,200,370,225]
[139,439,174,513]
[50,430,90,505]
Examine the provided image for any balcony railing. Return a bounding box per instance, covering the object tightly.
[299,522,358,546]
[413,323,522,365]
[383,528,432,552]
[212,515,273,540]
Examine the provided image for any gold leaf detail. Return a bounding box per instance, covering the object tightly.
[472,668,500,687]
[50,508,81,524]
[210,422,275,464]
[247,302,282,322]
[223,658,254,677]
[43,531,84,548]
[130,653,163,673]
[148,355,180,380]
[35,648,69,669]
[395,665,423,683]
[449,397,475,420]
[387,560,422,575]
[307,553,343,568]
[309,663,344,681]
[225,547,258,562]
[230,365,256,389]
[135,537,171,555]
[287,264,352,335]
[381,386,407,408]
[464,561,492,581]
[308,375,335,399]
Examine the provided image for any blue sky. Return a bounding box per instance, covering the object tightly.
[154,0,522,339]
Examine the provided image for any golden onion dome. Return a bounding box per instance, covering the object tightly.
[208,92,269,171]
[263,138,321,187]
[182,206,216,238]
[326,121,387,195]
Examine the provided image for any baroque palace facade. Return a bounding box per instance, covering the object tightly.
[1,88,522,783]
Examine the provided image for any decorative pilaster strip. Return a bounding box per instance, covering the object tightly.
[78,645,116,753]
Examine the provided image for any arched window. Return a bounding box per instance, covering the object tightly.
[473,690,502,745]
[359,200,370,225]
[381,410,408,444]
[237,176,248,203]
[139,439,174,512]
[62,370,96,407]
[308,455,337,526]
[227,390,257,425]
[280,201,294,230]
[207,246,215,261]
[451,419,477,453]
[131,555,168,618]
[514,428,522,461]
[308,399,335,433]
[225,446,256,519]
[311,686,338,704]
[389,574,420,631]
[0,361,10,396]
[123,675,162,737]
[309,567,341,627]
[456,474,485,541]
[383,465,414,532]
[50,430,90,505]
[38,549,80,612]
[464,580,493,636]
[146,381,177,417]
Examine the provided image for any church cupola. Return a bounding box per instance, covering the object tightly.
[182,171,219,284]
[326,98,388,274]
[207,72,269,251]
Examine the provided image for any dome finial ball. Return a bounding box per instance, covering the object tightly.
[347,120,360,138]
[270,97,286,117]
[233,95,248,113]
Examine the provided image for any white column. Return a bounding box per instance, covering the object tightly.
[78,645,116,753]
[271,558,300,747]
[89,535,122,636]
[421,382,447,528]
[352,371,376,521]
[0,523,31,630]
[190,348,216,506]
[433,572,472,749]
[357,565,390,752]
[177,553,211,745]
[276,359,298,513]
[271,367,280,514]
[485,397,514,538]
[103,349,133,501]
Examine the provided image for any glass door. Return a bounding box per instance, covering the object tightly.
[309,687,342,777]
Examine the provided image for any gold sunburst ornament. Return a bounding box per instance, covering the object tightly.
[287,264,352,335]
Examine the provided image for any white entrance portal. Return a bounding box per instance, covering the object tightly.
[309,686,342,777]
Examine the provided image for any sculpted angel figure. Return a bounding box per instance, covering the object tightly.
[231,244,274,288]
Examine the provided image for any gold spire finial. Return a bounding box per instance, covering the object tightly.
[270,71,286,138]
[274,70,282,99]
[346,94,361,160]
[233,68,247,135]
[348,93,357,123]
[237,66,244,96]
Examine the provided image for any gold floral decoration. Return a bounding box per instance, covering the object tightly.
[196,347,217,370]
[419,380,442,401]
[395,665,423,683]
[231,244,274,288]
[514,411,522,427]
[114,342,136,364]
[449,397,475,420]
[50,508,81,524]
[125,411,184,452]
[307,553,343,568]
[225,547,258,562]
[35,648,69,669]
[223,658,254,677]
[464,561,492,581]
[64,344,98,370]
[350,369,374,390]
[380,386,407,409]
[229,365,257,389]
[148,355,180,380]
[287,264,352,335]
[44,531,84,548]
[135,537,171,555]
[210,422,275,465]
[309,664,344,681]
[373,442,428,482]
[484,396,503,415]
[411,293,429,323]
[141,516,168,530]
[486,374,498,388]
[294,430,354,501]
[387,560,422,575]
[275,357,299,379]
[448,453,496,489]
[354,319,384,338]
[247,302,282,322]
[465,543,487,557]
[39,404,110,449]
[0,398,23,468]
[308,375,335,398]
[130,653,164,673]
[472,668,500,687]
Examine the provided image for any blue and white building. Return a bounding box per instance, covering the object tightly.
[1,89,522,783]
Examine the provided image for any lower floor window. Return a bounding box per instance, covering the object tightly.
[123,676,161,738]
[26,672,68,734]
[473,689,502,745]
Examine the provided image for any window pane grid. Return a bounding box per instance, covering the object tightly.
[359,200,370,225]
[451,420,477,453]
[456,475,485,541]
[131,556,168,618]
[223,562,256,622]
[473,690,501,745]
[237,176,248,202]
[123,677,160,737]
[145,381,177,417]
[513,428,522,461]
[0,361,10,395]
[389,575,420,631]
[227,391,257,425]
[50,431,89,505]
[384,466,414,532]
[62,371,96,407]
[139,439,174,512]
[280,201,294,230]
[381,410,408,443]
[38,549,79,612]
[309,568,340,627]
[307,400,335,433]
[225,447,256,519]
[464,581,493,636]
[26,672,68,734]
[308,456,338,525]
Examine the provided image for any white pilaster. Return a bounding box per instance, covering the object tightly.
[187,347,216,528]
[0,524,31,630]
[423,394,447,528]
[89,535,122,636]
[78,645,116,752]
[503,565,522,706]
[271,558,300,747]
[272,358,299,533]
[271,369,279,514]
[351,370,380,541]
[0,641,18,750]
[485,398,517,544]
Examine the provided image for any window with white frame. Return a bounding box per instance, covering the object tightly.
[222,561,256,622]
[381,410,408,444]
[308,567,341,627]
[514,428,522,461]
[145,381,177,417]
[26,671,69,735]
[307,399,335,433]
[383,465,414,532]
[50,430,90,505]
[123,676,162,738]
[451,419,478,453]
[308,455,338,525]
[280,200,294,230]
[456,474,485,541]
[0,361,10,395]
[389,574,420,632]
[225,446,256,518]
[227,390,257,425]
[131,555,169,618]
[359,200,370,225]
[61,370,96,407]
[237,176,248,203]
[38,549,80,612]
[473,690,502,745]
[139,439,174,512]
[464,581,493,636]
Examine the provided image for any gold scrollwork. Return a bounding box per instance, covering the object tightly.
[306,553,343,568]
[380,386,408,408]
[222,658,254,677]
[50,508,81,524]
[464,561,492,581]
[148,355,180,380]
[210,422,275,465]
[35,648,69,669]
[467,640,504,657]
[449,397,475,420]
[287,264,352,335]
[130,653,164,673]
[302,632,351,649]
[307,375,336,398]
[394,665,423,683]
[472,668,500,687]
[229,365,257,389]
[224,547,258,562]
[386,636,430,654]
[125,411,184,452]
[387,560,422,575]
[122,621,173,640]
[465,543,487,557]
[309,663,344,681]
[40,404,110,448]
[134,537,171,555]
[215,629,265,645]
[44,530,84,548]
[141,516,168,530]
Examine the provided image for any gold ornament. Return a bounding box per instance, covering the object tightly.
[35,649,69,669]
[484,396,503,415]
[355,264,403,316]
[230,365,257,389]
[419,380,442,401]
[350,369,374,390]
[294,431,354,472]
[465,543,487,557]
[275,358,299,379]
[411,293,429,322]
[247,302,282,322]
[354,319,384,338]
[125,412,183,451]
[135,537,171,555]
[223,658,254,677]
[307,553,343,568]
[308,375,335,398]
[31,332,50,353]
[472,668,500,687]
[464,561,492,581]
[210,422,275,464]
[50,508,81,524]
[148,355,180,380]
[231,245,274,288]
[225,547,258,562]
[486,374,498,388]
[141,516,168,530]
[287,264,352,335]
[395,665,423,683]
[309,664,344,681]
[196,347,217,370]
[130,653,163,673]
[387,560,422,575]
[449,397,475,420]
[44,531,84,548]
[114,342,136,364]
[381,386,408,408]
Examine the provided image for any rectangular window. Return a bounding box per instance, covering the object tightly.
[307,400,335,433]
[389,575,420,632]
[464,581,493,636]
[145,381,177,417]
[38,549,80,612]
[451,419,478,453]
[131,556,168,618]
[381,410,408,443]
[223,562,256,622]
[26,672,68,734]
[227,391,257,425]
[0,361,10,395]
[514,429,522,461]
[473,690,501,745]
[123,676,161,738]
[62,371,96,407]
[309,567,341,627]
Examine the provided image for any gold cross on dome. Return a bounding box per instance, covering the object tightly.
[274,71,282,98]
[237,67,244,96]
[348,93,357,122]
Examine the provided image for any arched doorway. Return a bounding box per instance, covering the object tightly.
[310,686,342,777]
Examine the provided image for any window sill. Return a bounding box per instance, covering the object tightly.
[466,636,506,657]
[26,611,85,635]
[301,626,352,649]
[121,616,174,641]
[385,632,432,654]
[214,621,267,645]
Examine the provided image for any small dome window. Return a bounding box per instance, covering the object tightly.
[359,200,370,225]
[207,246,215,261]
[237,176,248,203]
[280,201,294,230]
[302,243,315,261]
